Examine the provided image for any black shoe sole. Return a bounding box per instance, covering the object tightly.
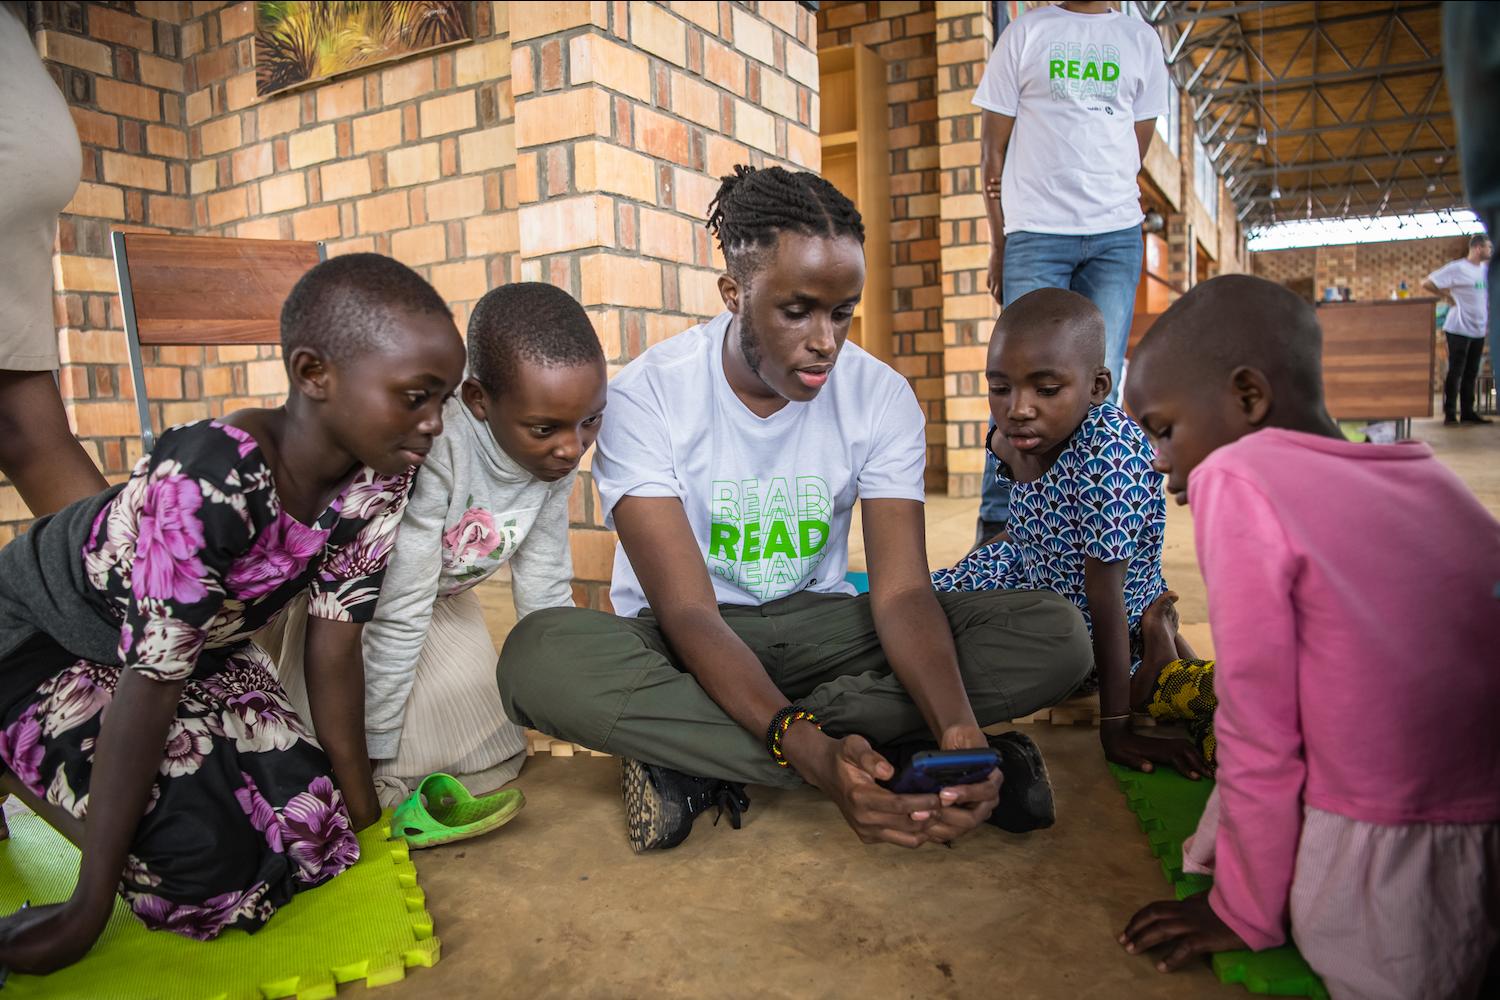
[621,758,689,853]
[989,732,1056,833]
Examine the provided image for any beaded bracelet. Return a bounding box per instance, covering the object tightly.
[766,705,822,769]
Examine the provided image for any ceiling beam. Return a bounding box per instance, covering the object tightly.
[1240,4,1439,42]
[1246,196,1466,218]
[1219,111,1453,143]
[1209,58,1444,97]
[1243,195,1468,218]
[1239,148,1456,178]
[1245,178,1466,203]
[1146,1,1299,26]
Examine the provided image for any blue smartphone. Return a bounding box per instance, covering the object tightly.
[882,747,1000,794]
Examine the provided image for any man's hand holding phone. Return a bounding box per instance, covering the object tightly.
[783,720,1003,848]
[784,729,948,848]
[889,736,1002,841]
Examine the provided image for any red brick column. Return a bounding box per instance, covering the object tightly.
[935,1,994,498]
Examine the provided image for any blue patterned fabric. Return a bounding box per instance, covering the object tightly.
[933,401,1168,674]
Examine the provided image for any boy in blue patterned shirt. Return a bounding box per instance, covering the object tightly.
[934,289,1215,775]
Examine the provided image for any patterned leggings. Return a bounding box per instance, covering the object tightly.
[1147,658,1217,765]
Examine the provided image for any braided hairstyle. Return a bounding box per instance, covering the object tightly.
[705,164,865,281]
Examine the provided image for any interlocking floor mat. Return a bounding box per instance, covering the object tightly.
[1109,764,1328,999]
[0,808,438,999]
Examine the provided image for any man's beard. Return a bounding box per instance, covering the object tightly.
[737,304,765,379]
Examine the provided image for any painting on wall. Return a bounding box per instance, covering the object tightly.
[254,1,470,98]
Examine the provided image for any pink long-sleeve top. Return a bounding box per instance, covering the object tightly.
[1189,428,1500,951]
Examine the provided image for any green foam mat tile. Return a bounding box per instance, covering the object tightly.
[1108,764,1328,1000]
[0,808,439,999]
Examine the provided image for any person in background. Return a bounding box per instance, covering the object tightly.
[0,2,107,515]
[1444,2,1500,414]
[971,0,1171,544]
[1423,234,1492,426]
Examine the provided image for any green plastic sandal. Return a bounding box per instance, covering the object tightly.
[391,773,525,849]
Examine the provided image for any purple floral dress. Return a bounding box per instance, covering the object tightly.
[0,420,412,940]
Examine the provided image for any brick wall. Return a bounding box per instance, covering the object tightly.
[6,1,820,601]
[184,0,516,391]
[3,0,515,546]
[1252,235,1473,303]
[508,1,821,610]
[1162,91,1247,289]
[816,1,945,489]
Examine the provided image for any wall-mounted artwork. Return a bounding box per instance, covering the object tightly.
[254,1,470,98]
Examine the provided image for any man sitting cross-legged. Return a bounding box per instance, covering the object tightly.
[498,166,1092,852]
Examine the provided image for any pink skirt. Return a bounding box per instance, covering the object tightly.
[1185,788,1500,1000]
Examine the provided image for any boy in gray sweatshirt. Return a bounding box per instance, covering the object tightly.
[272,282,606,805]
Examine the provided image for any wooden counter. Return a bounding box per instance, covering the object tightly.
[1128,298,1436,423]
[1316,298,1435,421]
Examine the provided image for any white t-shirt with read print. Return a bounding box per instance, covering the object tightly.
[593,312,927,618]
[1427,257,1489,338]
[973,5,1170,236]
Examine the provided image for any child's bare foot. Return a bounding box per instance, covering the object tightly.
[1132,591,1181,708]
[1144,590,1180,635]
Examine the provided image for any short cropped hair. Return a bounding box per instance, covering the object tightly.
[280,253,451,364]
[1471,233,1492,248]
[466,282,604,393]
[995,287,1106,369]
[1136,274,1325,405]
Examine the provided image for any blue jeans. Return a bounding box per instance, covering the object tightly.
[978,227,1145,523]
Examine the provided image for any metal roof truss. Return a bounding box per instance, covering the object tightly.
[1130,1,1460,225]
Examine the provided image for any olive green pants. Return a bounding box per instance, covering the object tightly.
[497,589,1091,788]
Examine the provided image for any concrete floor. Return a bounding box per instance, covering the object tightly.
[11,418,1493,997]
[410,414,1500,999]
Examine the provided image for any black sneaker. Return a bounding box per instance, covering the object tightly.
[1444,416,1461,426]
[1461,414,1493,425]
[620,758,749,853]
[986,731,1056,833]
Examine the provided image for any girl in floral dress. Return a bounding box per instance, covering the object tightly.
[0,254,465,973]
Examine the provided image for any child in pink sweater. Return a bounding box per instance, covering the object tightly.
[1118,275,1500,1000]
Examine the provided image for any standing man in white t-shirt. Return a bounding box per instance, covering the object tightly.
[972,0,1171,543]
[498,166,1091,853]
[1425,234,1493,425]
